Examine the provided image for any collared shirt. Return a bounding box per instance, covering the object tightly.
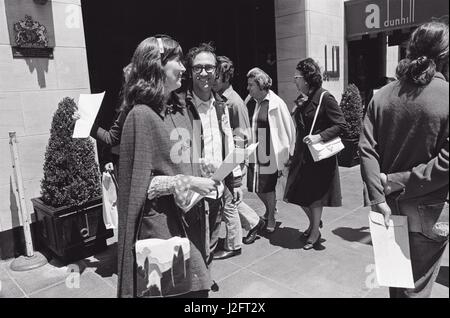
[192,92,224,198]
[192,92,224,164]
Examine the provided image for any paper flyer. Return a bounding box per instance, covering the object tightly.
[73,92,105,138]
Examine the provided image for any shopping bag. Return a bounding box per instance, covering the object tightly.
[101,171,118,229]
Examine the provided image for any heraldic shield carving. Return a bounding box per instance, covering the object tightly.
[14,15,49,48]
[11,15,53,58]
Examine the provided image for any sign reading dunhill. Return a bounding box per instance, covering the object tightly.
[365,0,415,29]
[345,0,448,39]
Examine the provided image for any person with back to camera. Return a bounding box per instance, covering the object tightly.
[359,22,449,298]
[284,58,346,250]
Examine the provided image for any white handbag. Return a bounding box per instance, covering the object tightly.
[307,91,345,162]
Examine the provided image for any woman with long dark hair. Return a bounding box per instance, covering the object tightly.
[359,22,449,298]
[284,58,346,250]
[117,36,217,298]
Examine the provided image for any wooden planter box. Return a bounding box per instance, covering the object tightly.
[338,138,360,168]
[32,196,113,263]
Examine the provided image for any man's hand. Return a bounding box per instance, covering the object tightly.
[372,202,392,228]
[303,134,323,145]
[199,158,220,178]
[189,177,219,196]
[233,187,243,205]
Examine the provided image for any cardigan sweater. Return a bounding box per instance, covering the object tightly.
[359,72,449,235]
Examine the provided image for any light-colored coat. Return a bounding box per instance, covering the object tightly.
[246,90,296,171]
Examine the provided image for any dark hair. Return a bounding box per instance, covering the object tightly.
[296,58,323,92]
[216,55,235,83]
[185,42,217,76]
[395,58,410,79]
[123,35,183,113]
[397,22,449,85]
[118,63,133,111]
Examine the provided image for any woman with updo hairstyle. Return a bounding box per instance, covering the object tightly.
[284,58,346,250]
[359,21,449,298]
[118,36,218,298]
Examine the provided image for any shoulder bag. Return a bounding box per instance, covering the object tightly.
[134,198,192,298]
[307,91,345,162]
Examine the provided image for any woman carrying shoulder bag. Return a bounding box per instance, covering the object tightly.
[285,58,346,250]
[118,36,218,298]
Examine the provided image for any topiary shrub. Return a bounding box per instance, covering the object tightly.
[340,84,364,140]
[40,97,101,208]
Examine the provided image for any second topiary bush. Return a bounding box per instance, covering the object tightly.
[340,84,363,140]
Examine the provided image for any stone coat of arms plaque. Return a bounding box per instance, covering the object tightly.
[5,0,55,58]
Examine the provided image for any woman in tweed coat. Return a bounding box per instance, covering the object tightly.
[117,36,217,298]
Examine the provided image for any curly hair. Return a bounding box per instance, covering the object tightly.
[185,42,217,77]
[123,35,183,113]
[296,58,323,92]
[247,67,272,91]
[216,56,235,83]
[397,22,449,85]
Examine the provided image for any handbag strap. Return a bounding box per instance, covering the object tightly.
[309,91,327,136]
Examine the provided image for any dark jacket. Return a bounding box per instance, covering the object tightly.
[90,110,127,147]
[285,88,346,207]
[359,72,449,240]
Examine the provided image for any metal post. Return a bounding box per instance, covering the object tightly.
[8,132,47,271]
[9,132,34,256]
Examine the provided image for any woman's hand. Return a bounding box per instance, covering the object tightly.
[372,202,392,228]
[303,134,322,145]
[380,173,392,195]
[189,177,219,196]
[380,173,404,196]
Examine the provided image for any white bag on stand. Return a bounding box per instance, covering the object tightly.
[102,169,118,229]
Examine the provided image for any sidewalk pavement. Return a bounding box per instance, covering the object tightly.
[0,166,448,298]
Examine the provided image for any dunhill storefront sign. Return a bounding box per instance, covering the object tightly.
[345,0,449,39]
[5,0,55,58]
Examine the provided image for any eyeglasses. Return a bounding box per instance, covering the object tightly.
[294,75,304,79]
[192,64,216,75]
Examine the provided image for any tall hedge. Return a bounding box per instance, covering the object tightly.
[339,84,364,140]
[41,97,101,208]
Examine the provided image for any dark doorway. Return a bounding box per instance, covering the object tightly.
[81,0,276,166]
[347,35,385,108]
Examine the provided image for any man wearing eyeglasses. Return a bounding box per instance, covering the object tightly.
[183,43,244,262]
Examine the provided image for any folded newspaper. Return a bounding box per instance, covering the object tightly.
[180,143,258,212]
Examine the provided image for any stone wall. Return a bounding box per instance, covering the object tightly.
[0,0,90,256]
[275,0,346,108]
